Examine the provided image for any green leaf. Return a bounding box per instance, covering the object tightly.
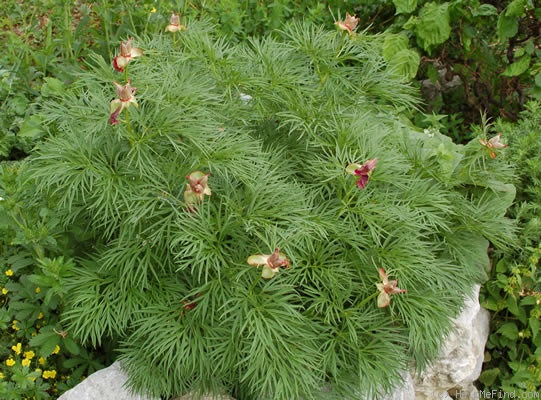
[41,77,65,98]
[415,2,451,52]
[497,14,519,41]
[479,367,500,386]
[481,298,500,311]
[520,296,537,306]
[27,274,57,288]
[392,0,417,14]
[17,115,45,139]
[495,259,507,273]
[505,0,526,17]
[502,55,531,77]
[497,322,519,340]
[63,337,81,355]
[472,4,498,16]
[387,49,420,81]
[506,295,527,323]
[426,63,439,83]
[382,34,409,62]
[529,317,540,340]
[29,326,61,356]
[402,15,418,30]
[9,301,39,320]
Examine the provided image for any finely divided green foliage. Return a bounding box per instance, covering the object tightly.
[25,21,515,399]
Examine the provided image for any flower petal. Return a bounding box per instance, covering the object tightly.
[261,265,276,279]
[109,105,122,125]
[110,99,122,114]
[345,163,363,175]
[377,292,391,308]
[355,175,369,189]
[130,47,143,58]
[113,56,128,72]
[378,268,388,285]
[247,254,269,266]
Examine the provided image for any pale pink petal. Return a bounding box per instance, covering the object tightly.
[377,292,391,308]
[247,254,270,266]
[261,265,276,279]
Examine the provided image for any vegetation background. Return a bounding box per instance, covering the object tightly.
[0,0,539,398]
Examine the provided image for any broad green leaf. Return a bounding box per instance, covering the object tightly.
[479,368,499,386]
[387,49,420,81]
[64,337,81,355]
[495,259,507,273]
[497,14,518,41]
[497,322,519,340]
[535,73,541,87]
[506,296,527,323]
[426,63,439,83]
[402,15,418,30]
[41,77,65,98]
[415,2,451,52]
[481,298,500,311]
[17,115,45,139]
[505,0,526,17]
[30,327,62,356]
[382,34,409,62]
[502,55,531,77]
[393,0,417,14]
[472,4,498,16]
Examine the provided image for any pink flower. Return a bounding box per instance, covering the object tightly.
[376,268,406,308]
[479,133,507,159]
[165,11,187,33]
[184,171,211,209]
[345,158,378,189]
[335,13,360,34]
[112,37,143,72]
[247,248,290,279]
[109,80,137,125]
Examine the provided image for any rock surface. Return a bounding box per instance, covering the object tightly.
[57,361,157,400]
[58,286,488,400]
[413,285,489,400]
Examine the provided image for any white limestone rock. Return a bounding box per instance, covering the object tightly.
[57,361,157,400]
[413,285,489,400]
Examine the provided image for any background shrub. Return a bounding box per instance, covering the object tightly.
[479,101,541,393]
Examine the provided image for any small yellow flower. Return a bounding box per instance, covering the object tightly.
[38,357,46,366]
[22,359,31,367]
[24,350,35,360]
[12,320,19,331]
[35,287,41,294]
[42,370,57,379]
[0,371,4,379]
[38,312,44,319]
[1,287,7,295]
[6,358,16,367]
[5,269,13,276]
[150,7,156,13]
[12,342,22,355]
[52,345,60,354]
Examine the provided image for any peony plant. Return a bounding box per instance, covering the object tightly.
[24,17,515,400]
